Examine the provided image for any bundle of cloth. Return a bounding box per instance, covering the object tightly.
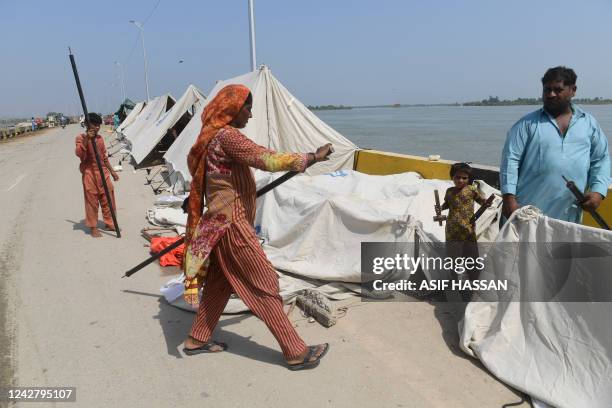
[146,194,188,235]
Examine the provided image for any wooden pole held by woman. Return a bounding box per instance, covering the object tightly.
[123,168,302,278]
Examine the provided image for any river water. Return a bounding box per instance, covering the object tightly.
[315,105,612,167]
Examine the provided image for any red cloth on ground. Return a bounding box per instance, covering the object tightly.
[150,236,185,267]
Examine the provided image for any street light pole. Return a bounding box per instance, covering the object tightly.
[129,20,150,101]
[248,0,257,71]
[114,61,126,101]
[111,82,121,107]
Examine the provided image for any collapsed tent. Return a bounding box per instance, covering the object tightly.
[255,170,500,282]
[159,171,502,310]
[117,101,145,134]
[460,206,612,408]
[128,85,205,165]
[164,65,358,185]
[120,94,175,145]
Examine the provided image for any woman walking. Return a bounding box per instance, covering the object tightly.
[182,84,331,370]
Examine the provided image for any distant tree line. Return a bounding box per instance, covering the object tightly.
[463,96,612,106]
[307,96,612,110]
[307,105,353,111]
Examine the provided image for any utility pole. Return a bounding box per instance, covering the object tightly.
[248,0,257,71]
[130,20,150,101]
[114,61,127,101]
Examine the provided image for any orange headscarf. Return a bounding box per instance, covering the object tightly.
[185,84,251,245]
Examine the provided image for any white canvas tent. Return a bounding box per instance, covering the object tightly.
[460,206,612,408]
[117,101,145,134]
[120,94,174,145]
[129,85,205,165]
[254,171,501,282]
[164,65,357,183]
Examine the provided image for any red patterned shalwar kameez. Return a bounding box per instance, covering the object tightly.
[186,127,309,359]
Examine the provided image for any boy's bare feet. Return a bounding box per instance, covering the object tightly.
[90,227,102,238]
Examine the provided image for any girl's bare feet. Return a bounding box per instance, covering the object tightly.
[90,227,102,238]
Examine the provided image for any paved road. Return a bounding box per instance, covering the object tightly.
[0,125,528,407]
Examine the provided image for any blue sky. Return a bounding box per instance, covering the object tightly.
[1,0,611,117]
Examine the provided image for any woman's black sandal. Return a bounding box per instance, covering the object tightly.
[183,340,228,356]
[288,343,330,371]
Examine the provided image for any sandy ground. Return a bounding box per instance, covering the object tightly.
[0,124,529,407]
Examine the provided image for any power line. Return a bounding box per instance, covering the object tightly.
[122,0,162,65]
[143,0,162,24]
[123,34,141,64]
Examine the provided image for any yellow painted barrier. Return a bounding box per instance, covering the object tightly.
[583,196,612,229]
[354,149,454,180]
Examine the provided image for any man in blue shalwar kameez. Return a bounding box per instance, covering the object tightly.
[500,66,610,223]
